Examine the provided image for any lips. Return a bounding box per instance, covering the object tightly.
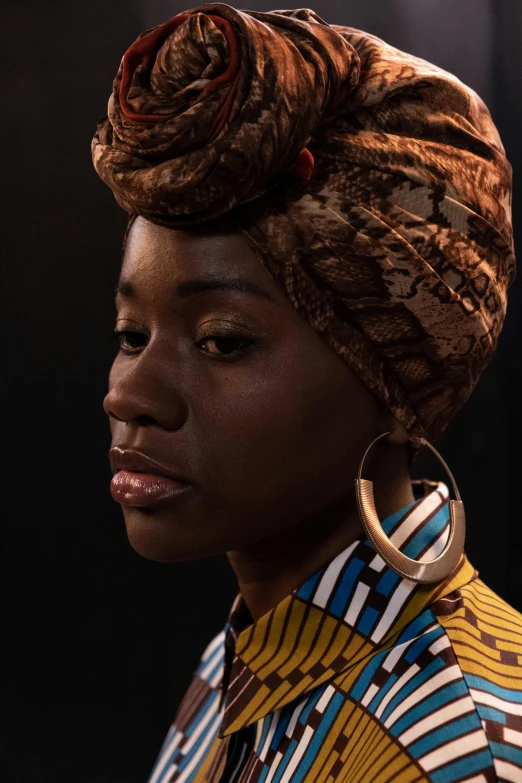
[109,447,192,508]
[109,447,189,481]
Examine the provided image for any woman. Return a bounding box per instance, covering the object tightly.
[92,4,522,782]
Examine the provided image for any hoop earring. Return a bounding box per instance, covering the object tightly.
[355,431,466,584]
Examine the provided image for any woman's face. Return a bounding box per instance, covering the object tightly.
[104,215,387,561]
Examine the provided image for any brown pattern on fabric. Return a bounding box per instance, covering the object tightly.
[92,3,516,442]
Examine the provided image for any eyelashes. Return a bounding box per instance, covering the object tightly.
[197,333,254,356]
[109,328,255,359]
[110,328,147,351]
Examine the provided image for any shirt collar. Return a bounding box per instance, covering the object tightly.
[218,479,477,737]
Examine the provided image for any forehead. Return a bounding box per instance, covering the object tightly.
[121,215,272,289]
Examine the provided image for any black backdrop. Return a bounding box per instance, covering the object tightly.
[2,2,521,781]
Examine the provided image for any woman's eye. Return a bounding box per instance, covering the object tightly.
[112,329,148,351]
[110,328,253,357]
[197,333,253,357]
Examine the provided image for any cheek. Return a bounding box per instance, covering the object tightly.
[199,352,371,524]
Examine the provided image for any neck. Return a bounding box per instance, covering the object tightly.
[226,443,415,622]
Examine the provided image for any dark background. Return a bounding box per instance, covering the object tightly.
[2,1,521,781]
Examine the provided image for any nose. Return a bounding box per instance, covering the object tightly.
[103,351,188,430]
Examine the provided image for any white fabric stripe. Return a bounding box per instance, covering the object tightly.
[420,523,449,561]
[316,684,336,714]
[264,751,284,783]
[384,664,462,728]
[458,776,488,783]
[279,726,314,783]
[374,664,420,720]
[389,489,445,550]
[469,688,522,716]
[344,582,371,626]
[255,718,265,751]
[504,727,522,748]
[260,709,281,762]
[361,682,380,708]
[181,692,221,755]
[147,732,182,783]
[397,695,475,746]
[224,671,256,712]
[313,541,359,608]
[227,665,247,693]
[201,631,225,663]
[369,552,386,572]
[428,634,451,655]
[371,579,416,644]
[495,759,522,782]
[209,659,225,689]
[437,483,449,500]
[382,624,438,672]
[286,698,307,738]
[157,725,178,756]
[199,645,224,681]
[417,728,488,772]
[435,595,463,610]
[174,711,223,783]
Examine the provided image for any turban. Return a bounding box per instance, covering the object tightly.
[92,3,516,443]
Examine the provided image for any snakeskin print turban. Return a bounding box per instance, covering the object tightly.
[92,3,516,443]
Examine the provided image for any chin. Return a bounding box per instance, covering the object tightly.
[121,506,227,562]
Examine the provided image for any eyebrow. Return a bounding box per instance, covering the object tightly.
[115,277,273,302]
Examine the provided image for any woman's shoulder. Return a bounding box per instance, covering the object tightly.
[431,576,522,781]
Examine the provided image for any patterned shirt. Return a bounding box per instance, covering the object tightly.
[147,480,522,783]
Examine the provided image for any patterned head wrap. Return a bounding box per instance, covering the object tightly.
[92,3,516,443]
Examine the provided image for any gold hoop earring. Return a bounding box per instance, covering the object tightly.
[355,431,466,584]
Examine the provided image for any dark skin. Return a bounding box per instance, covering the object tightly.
[103,215,415,621]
